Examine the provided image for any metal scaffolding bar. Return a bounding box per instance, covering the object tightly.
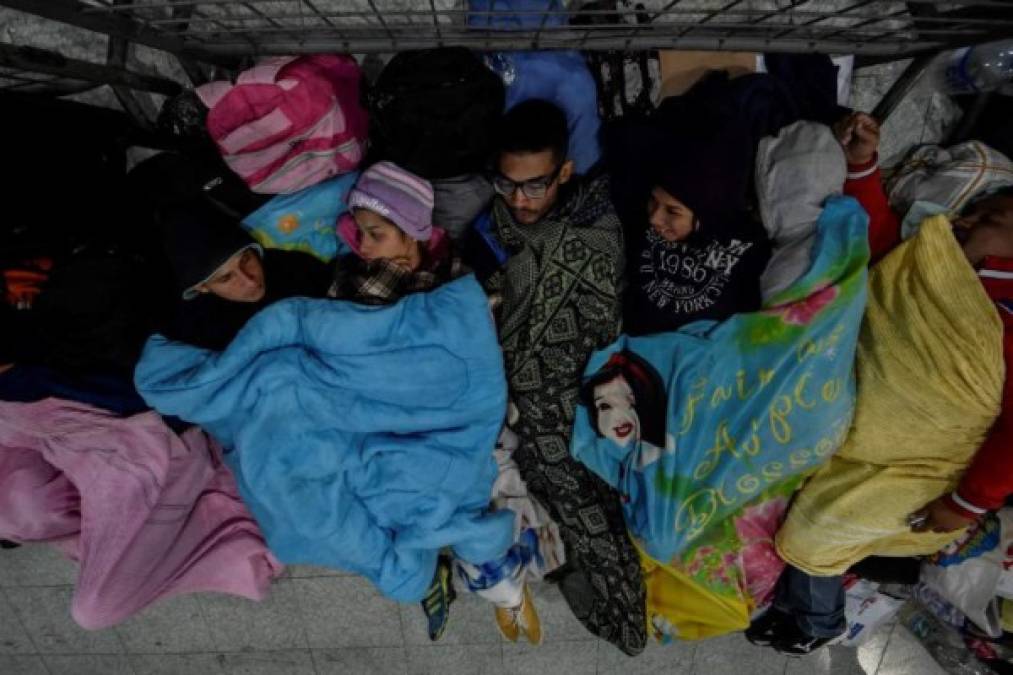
[107,0,159,130]
[871,52,934,121]
[180,32,932,56]
[0,0,232,64]
[0,43,183,96]
[2,0,1008,58]
[99,6,1011,34]
[168,3,211,85]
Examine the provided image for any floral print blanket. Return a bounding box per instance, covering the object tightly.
[571,194,869,640]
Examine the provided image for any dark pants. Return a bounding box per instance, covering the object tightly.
[774,565,846,638]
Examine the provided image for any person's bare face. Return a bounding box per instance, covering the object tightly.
[496,150,573,226]
[199,248,266,303]
[955,194,1013,266]
[354,208,422,272]
[648,187,695,242]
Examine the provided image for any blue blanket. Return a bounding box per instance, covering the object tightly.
[135,276,514,602]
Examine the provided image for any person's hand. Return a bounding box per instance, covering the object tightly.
[908,496,977,533]
[833,112,881,166]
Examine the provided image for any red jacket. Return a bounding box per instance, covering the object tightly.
[845,157,1013,516]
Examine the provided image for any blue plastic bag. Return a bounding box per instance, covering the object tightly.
[486,51,602,175]
[467,0,567,30]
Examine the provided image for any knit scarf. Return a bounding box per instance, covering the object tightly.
[493,174,624,381]
[330,250,466,306]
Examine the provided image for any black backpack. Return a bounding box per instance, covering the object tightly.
[369,47,505,180]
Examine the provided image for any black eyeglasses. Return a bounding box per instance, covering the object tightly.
[492,164,563,200]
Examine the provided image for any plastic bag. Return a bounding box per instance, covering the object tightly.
[841,578,906,646]
[922,510,1013,638]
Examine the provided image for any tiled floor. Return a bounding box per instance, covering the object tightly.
[0,544,948,675]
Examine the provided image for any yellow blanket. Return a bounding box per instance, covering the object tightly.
[638,542,751,641]
[776,215,1005,575]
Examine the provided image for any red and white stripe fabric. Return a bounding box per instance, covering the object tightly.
[197,55,368,194]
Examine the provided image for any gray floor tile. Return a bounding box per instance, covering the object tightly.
[854,621,895,675]
[315,647,409,675]
[0,590,36,655]
[785,644,865,675]
[875,625,947,675]
[401,590,501,646]
[405,644,502,675]
[284,565,353,578]
[217,650,315,675]
[598,637,695,675]
[291,577,402,649]
[502,640,598,675]
[6,586,124,655]
[130,653,226,675]
[526,583,593,642]
[0,544,77,587]
[198,579,308,652]
[0,655,48,675]
[115,594,215,654]
[690,632,787,675]
[42,654,135,675]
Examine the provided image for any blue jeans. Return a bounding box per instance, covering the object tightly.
[774,565,846,638]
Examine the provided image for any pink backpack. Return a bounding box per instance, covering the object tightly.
[197,55,368,194]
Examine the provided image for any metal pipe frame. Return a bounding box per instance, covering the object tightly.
[870,51,934,122]
[1,0,1009,58]
[0,42,182,96]
[0,0,233,65]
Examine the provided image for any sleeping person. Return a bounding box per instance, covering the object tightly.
[158,198,333,350]
[332,161,554,646]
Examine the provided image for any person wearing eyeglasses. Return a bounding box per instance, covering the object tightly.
[470,99,647,656]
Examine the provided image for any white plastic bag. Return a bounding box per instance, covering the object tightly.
[921,509,1013,638]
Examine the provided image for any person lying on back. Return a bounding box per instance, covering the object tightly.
[158,199,332,351]
[468,98,648,656]
[609,119,772,336]
[332,161,464,304]
[750,113,1013,656]
[837,112,1013,532]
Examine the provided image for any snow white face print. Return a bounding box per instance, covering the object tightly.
[594,377,640,448]
[639,227,755,316]
[580,350,668,459]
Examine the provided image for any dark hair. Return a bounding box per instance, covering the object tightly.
[964,184,1013,215]
[498,99,569,163]
[994,185,1013,200]
[579,349,668,448]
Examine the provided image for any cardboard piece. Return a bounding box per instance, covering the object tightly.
[658,50,757,99]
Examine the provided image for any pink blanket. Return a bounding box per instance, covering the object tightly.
[0,399,282,629]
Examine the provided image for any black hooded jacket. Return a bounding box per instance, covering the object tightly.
[158,199,332,351]
[607,64,847,336]
[608,103,770,336]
